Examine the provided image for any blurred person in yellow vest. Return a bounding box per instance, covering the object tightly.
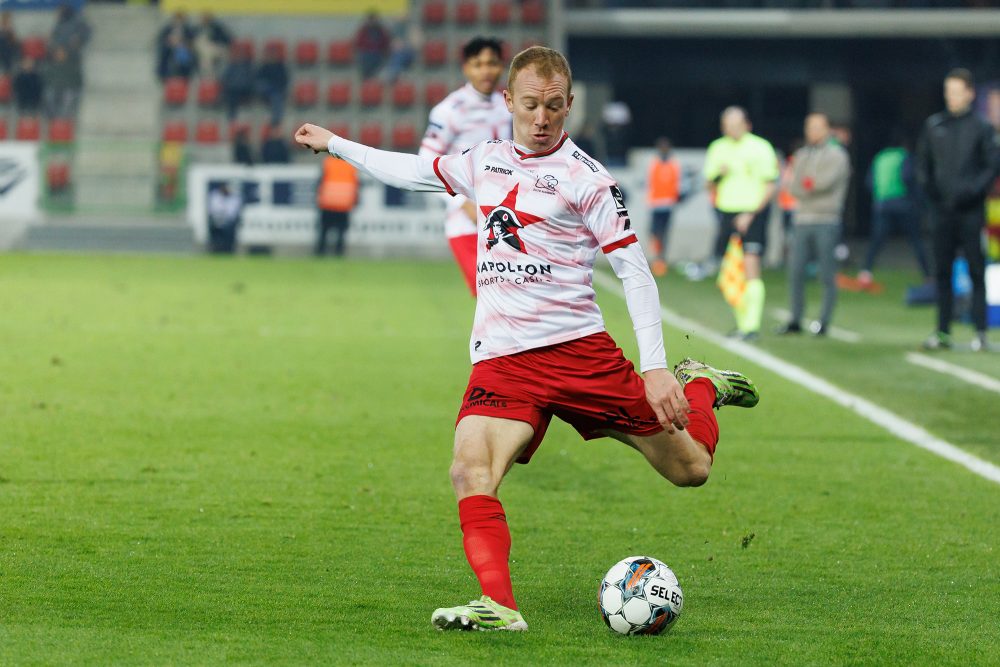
[646,137,682,277]
[316,156,359,257]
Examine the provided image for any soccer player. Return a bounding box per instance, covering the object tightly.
[704,107,779,341]
[419,36,512,295]
[295,47,759,632]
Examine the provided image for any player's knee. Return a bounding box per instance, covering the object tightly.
[449,458,496,496]
[671,459,711,488]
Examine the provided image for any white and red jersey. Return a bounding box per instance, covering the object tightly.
[432,134,640,363]
[419,83,511,238]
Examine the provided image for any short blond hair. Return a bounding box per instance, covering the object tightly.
[508,46,572,94]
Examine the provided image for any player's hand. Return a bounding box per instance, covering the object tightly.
[718,164,730,176]
[642,368,690,434]
[734,211,754,234]
[461,199,478,223]
[294,123,335,154]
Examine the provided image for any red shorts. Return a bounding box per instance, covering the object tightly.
[456,332,663,464]
[448,234,478,295]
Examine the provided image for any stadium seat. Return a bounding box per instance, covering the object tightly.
[197,79,221,107]
[293,79,319,108]
[327,40,353,66]
[46,161,71,192]
[195,119,221,144]
[21,36,46,60]
[489,1,512,26]
[228,120,252,142]
[47,118,74,143]
[15,117,41,141]
[423,0,446,25]
[0,118,7,140]
[328,122,350,141]
[423,40,447,67]
[455,1,479,25]
[231,39,254,61]
[521,0,545,25]
[295,40,319,67]
[360,79,384,107]
[326,81,351,107]
[391,80,416,108]
[501,41,513,62]
[424,80,448,107]
[391,122,417,150]
[162,120,188,143]
[0,74,11,103]
[359,122,383,148]
[163,77,189,106]
[263,38,287,61]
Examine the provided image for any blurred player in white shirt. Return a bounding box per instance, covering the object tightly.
[295,47,758,632]
[419,36,511,294]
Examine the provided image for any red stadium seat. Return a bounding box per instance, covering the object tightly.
[21,36,46,60]
[359,122,383,148]
[326,81,351,107]
[293,79,319,108]
[197,79,220,107]
[327,40,353,66]
[423,0,446,25]
[328,122,350,141]
[46,161,71,192]
[0,118,7,140]
[489,1,512,26]
[501,41,513,62]
[163,77,189,106]
[423,40,447,67]
[521,0,545,25]
[455,1,479,25]
[47,117,74,143]
[391,122,417,150]
[263,38,287,61]
[15,117,41,141]
[162,120,188,143]
[0,74,11,103]
[231,39,254,61]
[295,40,319,67]
[195,119,221,144]
[391,80,416,108]
[360,79,383,107]
[228,121,252,141]
[424,80,449,107]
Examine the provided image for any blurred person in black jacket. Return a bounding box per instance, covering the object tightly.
[255,43,288,126]
[917,68,1000,352]
[0,11,19,73]
[261,125,290,164]
[13,56,43,113]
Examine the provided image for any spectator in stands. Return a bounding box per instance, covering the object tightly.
[221,47,255,120]
[13,56,43,114]
[384,11,422,84]
[261,125,291,164]
[315,156,359,257]
[50,3,90,59]
[193,12,232,77]
[207,183,242,254]
[157,11,194,81]
[255,43,288,126]
[158,32,196,81]
[0,11,19,73]
[232,125,254,165]
[43,45,82,118]
[354,10,391,80]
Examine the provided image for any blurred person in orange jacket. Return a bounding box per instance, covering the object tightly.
[316,156,360,257]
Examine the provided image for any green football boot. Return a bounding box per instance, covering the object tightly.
[673,358,759,409]
[431,595,528,632]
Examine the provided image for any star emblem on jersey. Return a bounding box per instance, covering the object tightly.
[481,184,544,254]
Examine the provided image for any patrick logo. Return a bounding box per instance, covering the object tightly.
[481,183,543,254]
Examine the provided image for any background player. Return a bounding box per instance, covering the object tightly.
[295,47,759,632]
[419,36,511,295]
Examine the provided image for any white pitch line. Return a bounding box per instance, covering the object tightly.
[771,308,862,343]
[594,271,1000,485]
[905,352,1000,395]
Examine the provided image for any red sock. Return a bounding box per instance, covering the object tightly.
[684,377,719,458]
[458,495,517,610]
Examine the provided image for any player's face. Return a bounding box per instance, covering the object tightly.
[944,77,975,115]
[504,66,573,153]
[463,48,504,96]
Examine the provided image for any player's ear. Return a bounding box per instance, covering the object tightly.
[503,88,514,112]
[566,92,574,116]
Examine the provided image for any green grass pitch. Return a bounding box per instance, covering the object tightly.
[1,254,998,665]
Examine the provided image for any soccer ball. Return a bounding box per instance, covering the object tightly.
[598,556,683,635]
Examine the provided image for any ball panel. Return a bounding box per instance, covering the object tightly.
[601,584,624,615]
[622,596,653,625]
[608,612,632,635]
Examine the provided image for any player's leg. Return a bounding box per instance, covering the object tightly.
[816,223,840,333]
[447,233,478,295]
[927,212,958,348]
[960,210,988,348]
[738,211,767,338]
[433,415,534,631]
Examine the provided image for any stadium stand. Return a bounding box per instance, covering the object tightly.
[0,73,11,103]
[196,78,221,107]
[327,39,353,66]
[162,119,188,143]
[47,117,74,143]
[326,81,351,108]
[295,39,319,67]
[15,116,40,140]
[21,35,46,60]
[0,118,6,140]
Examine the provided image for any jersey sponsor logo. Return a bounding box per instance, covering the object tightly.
[572,150,599,173]
[484,164,514,176]
[533,174,558,194]
[609,185,627,210]
[480,184,544,254]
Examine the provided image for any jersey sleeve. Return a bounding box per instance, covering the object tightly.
[759,141,780,181]
[579,175,638,254]
[703,141,722,182]
[418,103,455,158]
[432,143,483,200]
